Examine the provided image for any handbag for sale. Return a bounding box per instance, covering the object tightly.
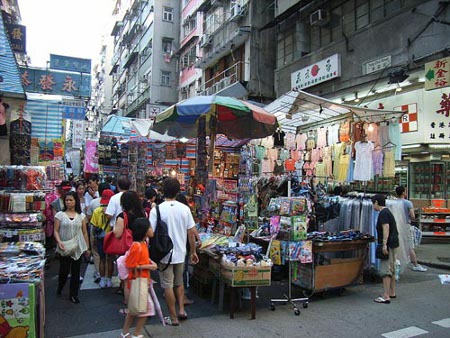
[128,275,148,315]
[375,244,389,260]
[103,212,133,255]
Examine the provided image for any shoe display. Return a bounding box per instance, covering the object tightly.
[412,265,427,272]
[99,277,106,288]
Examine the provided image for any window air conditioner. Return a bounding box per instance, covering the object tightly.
[199,34,212,48]
[229,4,244,22]
[310,10,328,26]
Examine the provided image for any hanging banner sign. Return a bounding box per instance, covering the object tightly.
[72,120,85,149]
[4,23,26,53]
[424,57,450,91]
[19,67,91,97]
[291,53,341,91]
[50,54,91,74]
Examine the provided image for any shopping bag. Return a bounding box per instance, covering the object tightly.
[103,212,133,255]
[375,244,389,260]
[59,237,78,257]
[413,226,422,246]
[128,277,148,315]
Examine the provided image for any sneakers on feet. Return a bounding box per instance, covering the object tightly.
[412,265,427,272]
[106,277,113,288]
[99,277,106,288]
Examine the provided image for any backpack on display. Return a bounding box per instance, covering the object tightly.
[150,205,173,271]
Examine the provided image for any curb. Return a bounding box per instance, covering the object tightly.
[418,260,450,271]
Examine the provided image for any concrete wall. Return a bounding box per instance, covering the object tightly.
[274,0,450,98]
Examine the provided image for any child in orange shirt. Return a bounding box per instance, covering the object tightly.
[121,218,157,338]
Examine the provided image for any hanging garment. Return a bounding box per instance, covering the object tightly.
[389,120,402,160]
[279,148,290,161]
[323,146,333,177]
[285,132,296,150]
[306,135,316,150]
[273,130,286,147]
[284,158,296,172]
[332,143,346,179]
[353,141,374,181]
[261,158,272,174]
[378,123,390,148]
[295,159,304,177]
[351,122,365,158]
[372,149,384,176]
[261,136,274,149]
[273,160,285,174]
[327,124,340,146]
[295,133,307,151]
[291,150,301,162]
[383,150,395,177]
[364,123,379,143]
[255,145,266,160]
[316,127,327,148]
[315,162,326,183]
[339,121,351,142]
[337,154,350,182]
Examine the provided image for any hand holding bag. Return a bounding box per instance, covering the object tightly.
[103,212,133,255]
[59,237,78,256]
[375,244,389,260]
[127,244,148,316]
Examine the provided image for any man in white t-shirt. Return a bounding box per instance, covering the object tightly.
[105,176,131,229]
[149,177,199,326]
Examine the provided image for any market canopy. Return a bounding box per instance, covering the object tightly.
[264,90,406,132]
[152,95,279,140]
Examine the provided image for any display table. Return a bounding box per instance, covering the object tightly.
[294,239,372,294]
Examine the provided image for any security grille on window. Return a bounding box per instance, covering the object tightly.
[161,71,171,86]
[163,7,173,21]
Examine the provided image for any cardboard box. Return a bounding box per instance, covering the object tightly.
[209,257,221,277]
[220,264,272,287]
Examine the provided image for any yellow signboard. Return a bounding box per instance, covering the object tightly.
[425,57,450,91]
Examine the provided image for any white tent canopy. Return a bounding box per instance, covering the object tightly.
[264,90,406,132]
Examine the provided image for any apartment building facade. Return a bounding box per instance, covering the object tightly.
[193,0,277,102]
[109,0,180,118]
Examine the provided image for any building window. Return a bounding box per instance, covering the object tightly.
[161,71,171,86]
[162,39,173,54]
[163,6,173,22]
[277,29,295,68]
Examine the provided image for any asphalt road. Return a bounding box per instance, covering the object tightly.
[44,257,450,338]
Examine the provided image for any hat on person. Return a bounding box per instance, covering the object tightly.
[56,180,72,191]
[100,189,115,205]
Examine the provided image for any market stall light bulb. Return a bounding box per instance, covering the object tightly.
[368,124,374,132]
[171,169,177,176]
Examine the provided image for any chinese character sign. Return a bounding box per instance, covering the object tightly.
[425,57,450,91]
[72,120,85,149]
[19,67,91,97]
[4,23,26,53]
[421,91,450,143]
[50,54,91,73]
[291,54,341,91]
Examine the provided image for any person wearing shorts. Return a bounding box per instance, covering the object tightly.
[149,178,199,326]
[372,194,400,304]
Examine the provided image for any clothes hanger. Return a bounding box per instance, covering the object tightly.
[383,141,396,149]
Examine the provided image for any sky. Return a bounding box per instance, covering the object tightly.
[19,0,114,68]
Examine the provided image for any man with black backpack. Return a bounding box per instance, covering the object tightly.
[149,177,199,326]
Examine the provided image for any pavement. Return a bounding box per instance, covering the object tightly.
[416,238,450,270]
[43,241,450,338]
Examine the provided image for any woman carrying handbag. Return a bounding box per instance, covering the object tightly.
[53,191,90,304]
[121,217,157,338]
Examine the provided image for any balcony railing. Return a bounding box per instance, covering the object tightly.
[199,61,246,95]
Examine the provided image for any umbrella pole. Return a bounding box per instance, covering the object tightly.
[208,121,217,174]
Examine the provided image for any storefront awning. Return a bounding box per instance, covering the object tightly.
[264,90,407,132]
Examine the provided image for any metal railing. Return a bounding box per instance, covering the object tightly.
[199,61,246,95]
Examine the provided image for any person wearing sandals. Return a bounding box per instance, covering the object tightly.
[121,218,158,338]
[149,178,199,326]
[54,191,90,304]
[372,194,399,304]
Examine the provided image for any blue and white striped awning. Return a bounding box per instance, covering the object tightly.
[26,99,63,139]
[0,14,25,97]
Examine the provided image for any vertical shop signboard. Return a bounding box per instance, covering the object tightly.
[423,90,450,143]
[84,140,99,173]
[4,23,26,53]
[425,57,450,91]
[72,120,85,149]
